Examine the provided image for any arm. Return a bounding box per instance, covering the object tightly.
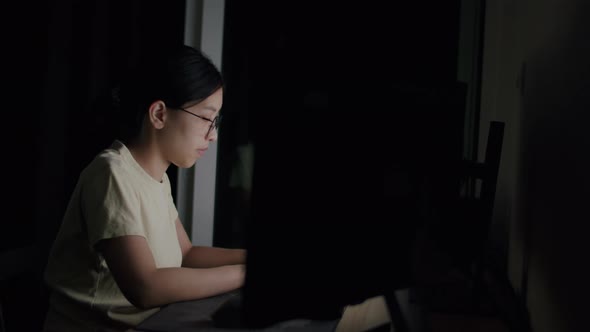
[96,235,245,310]
[175,218,247,268]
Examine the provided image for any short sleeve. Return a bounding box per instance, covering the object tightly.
[81,163,146,247]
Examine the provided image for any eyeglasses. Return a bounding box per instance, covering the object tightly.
[176,107,222,137]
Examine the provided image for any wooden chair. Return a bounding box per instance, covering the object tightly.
[453,121,505,311]
[458,121,504,277]
[416,121,505,315]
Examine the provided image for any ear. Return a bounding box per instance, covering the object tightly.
[147,100,167,129]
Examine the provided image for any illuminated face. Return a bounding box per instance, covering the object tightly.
[159,88,223,168]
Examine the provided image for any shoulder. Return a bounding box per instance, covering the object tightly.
[77,144,141,196]
[78,148,143,209]
[82,147,128,180]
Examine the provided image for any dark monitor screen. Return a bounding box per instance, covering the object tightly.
[239,85,429,328]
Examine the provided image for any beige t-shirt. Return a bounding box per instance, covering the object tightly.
[43,140,182,331]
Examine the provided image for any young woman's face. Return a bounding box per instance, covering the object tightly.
[160,88,223,168]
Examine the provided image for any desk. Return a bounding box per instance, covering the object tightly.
[132,288,428,332]
[132,287,512,332]
[132,290,339,332]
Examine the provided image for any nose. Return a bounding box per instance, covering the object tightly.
[207,127,218,142]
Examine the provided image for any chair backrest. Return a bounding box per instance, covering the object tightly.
[460,121,505,217]
[480,121,505,216]
[447,120,505,266]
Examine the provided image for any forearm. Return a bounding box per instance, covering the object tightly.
[136,264,245,309]
[182,246,246,268]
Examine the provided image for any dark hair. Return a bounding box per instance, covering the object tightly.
[113,45,223,141]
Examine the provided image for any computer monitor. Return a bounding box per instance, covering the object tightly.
[239,86,420,329]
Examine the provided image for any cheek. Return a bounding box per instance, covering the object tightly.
[164,122,205,156]
[171,128,196,152]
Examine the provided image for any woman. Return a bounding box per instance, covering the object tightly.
[43,45,246,331]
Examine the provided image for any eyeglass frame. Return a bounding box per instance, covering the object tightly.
[174,107,222,137]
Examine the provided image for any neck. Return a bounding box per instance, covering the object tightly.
[126,137,169,182]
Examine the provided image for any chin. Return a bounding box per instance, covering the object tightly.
[175,159,197,169]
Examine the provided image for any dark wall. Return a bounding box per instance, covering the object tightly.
[2,1,51,252]
[516,1,590,330]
